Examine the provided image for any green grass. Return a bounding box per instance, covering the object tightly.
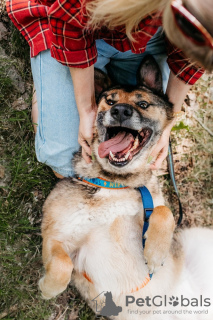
[0,106,99,320]
[0,15,102,318]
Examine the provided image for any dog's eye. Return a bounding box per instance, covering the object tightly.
[106,99,116,106]
[137,101,149,109]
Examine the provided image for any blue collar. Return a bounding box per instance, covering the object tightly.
[78,177,154,279]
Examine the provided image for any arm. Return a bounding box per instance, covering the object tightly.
[70,65,97,163]
[46,1,98,162]
[149,71,190,170]
[149,35,204,170]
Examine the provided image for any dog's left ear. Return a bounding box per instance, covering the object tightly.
[137,55,163,93]
[94,68,112,102]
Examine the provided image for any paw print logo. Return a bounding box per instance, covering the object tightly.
[169,296,179,307]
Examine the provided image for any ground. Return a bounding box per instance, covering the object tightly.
[0,10,212,320]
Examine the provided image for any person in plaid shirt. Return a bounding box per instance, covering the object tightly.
[6,0,208,178]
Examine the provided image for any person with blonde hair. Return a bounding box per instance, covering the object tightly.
[7,0,212,178]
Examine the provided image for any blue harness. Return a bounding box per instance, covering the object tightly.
[78,177,154,278]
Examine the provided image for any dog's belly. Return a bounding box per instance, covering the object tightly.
[72,215,149,294]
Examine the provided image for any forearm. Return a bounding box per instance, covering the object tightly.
[69,65,96,162]
[166,71,191,113]
[149,72,191,169]
[69,65,96,116]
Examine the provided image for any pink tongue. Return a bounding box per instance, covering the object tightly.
[98,131,134,158]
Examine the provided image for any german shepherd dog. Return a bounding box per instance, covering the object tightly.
[39,56,213,319]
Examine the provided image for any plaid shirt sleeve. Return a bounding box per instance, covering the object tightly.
[36,0,55,6]
[7,0,204,83]
[165,38,204,85]
[47,0,97,68]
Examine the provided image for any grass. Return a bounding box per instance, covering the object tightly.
[0,94,99,320]
[0,12,212,320]
[0,14,103,320]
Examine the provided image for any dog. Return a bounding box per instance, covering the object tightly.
[39,55,213,319]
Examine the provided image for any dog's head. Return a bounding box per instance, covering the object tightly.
[91,55,174,177]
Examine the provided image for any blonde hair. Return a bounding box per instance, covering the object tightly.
[86,0,168,40]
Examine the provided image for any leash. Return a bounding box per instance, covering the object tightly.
[138,186,154,279]
[167,138,183,226]
[137,187,154,249]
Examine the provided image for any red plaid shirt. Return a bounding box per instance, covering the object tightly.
[7,0,204,84]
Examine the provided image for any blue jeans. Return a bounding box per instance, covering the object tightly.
[31,27,170,177]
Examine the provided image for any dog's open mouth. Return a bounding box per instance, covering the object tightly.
[98,127,153,166]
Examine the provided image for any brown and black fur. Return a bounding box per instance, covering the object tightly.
[38,55,213,320]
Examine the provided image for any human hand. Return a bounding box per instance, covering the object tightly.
[78,108,97,163]
[148,122,174,170]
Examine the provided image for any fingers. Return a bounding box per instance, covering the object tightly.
[78,138,92,163]
[150,145,168,170]
[148,134,169,170]
[79,138,91,156]
[78,109,97,164]
[82,148,92,164]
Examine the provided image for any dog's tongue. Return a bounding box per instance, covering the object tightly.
[98,131,134,158]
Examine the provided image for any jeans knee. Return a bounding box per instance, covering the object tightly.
[35,137,78,177]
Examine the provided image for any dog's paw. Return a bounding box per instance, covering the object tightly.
[143,206,175,274]
[39,276,66,300]
[143,237,167,274]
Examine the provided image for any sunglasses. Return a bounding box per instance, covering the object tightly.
[171,0,213,49]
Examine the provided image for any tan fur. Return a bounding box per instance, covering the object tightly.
[110,217,126,243]
[39,85,213,319]
[39,240,73,299]
[143,206,175,273]
[98,89,172,130]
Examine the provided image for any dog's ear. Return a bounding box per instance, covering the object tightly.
[137,55,163,93]
[94,68,112,101]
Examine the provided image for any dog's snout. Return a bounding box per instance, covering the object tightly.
[110,104,133,122]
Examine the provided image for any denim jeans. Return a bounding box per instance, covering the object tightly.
[31,27,170,177]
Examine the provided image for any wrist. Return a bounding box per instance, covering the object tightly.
[165,118,176,132]
[79,105,97,118]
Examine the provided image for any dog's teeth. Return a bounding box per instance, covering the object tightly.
[110,151,114,158]
[124,151,130,160]
[130,136,139,151]
[110,151,130,162]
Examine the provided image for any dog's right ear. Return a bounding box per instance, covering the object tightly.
[94,68,112,102]
[137,55,163,93]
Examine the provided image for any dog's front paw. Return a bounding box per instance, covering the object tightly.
[39,276,67,300]
[143,206,175,274]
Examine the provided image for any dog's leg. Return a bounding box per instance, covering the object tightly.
[143,206,175,274]
[39,239,73,299]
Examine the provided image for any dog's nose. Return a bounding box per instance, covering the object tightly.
[110,105,133,122]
